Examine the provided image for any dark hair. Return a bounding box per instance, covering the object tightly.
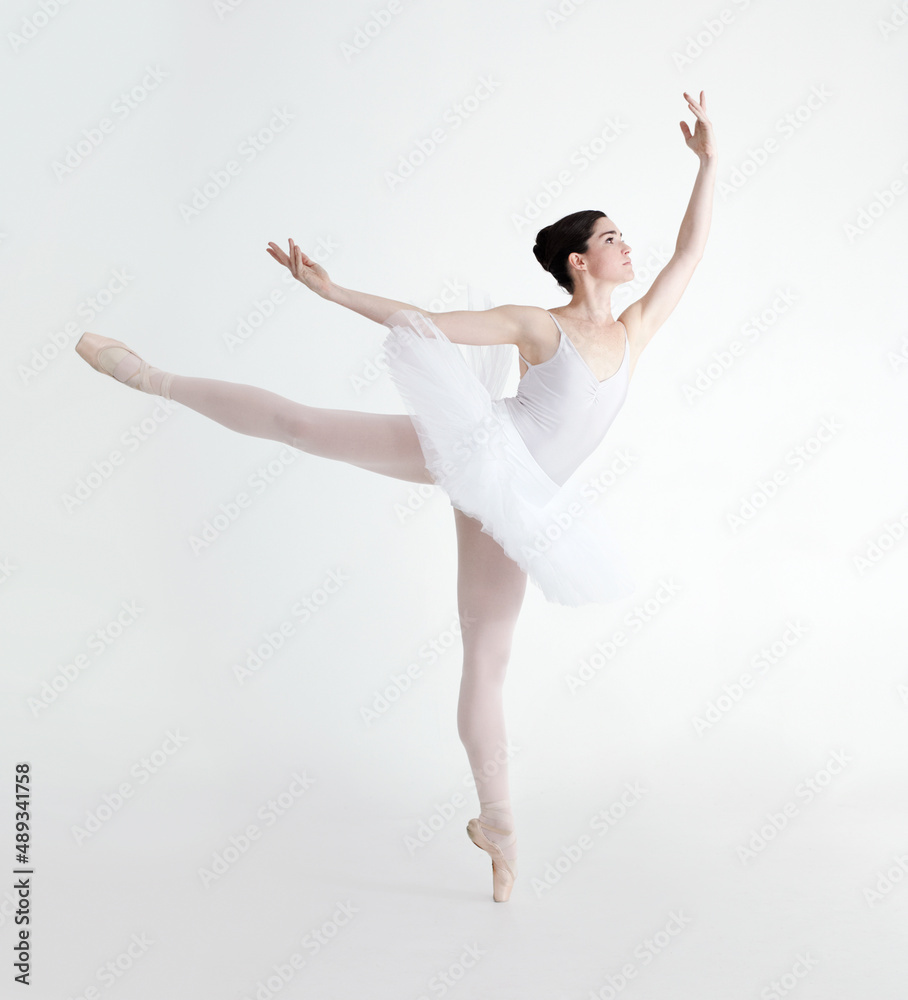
[532,210,607,294]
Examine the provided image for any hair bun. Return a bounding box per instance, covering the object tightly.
[532,230,551,270]
[532,210,607,295]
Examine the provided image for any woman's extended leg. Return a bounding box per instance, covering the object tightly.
[74,331,435,484]
[167,375,434,484]
[453,505,527,892]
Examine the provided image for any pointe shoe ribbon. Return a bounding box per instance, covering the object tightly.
[466,818,517,902]
[75,332,173,400]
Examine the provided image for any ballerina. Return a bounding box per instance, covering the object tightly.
[74,90,716,902]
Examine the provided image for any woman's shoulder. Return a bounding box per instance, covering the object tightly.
[502,305,560,366]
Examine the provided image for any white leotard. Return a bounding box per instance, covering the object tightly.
[502,311,630,487]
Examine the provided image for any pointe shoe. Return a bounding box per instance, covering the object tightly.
[75,332,173,400]
[466,817,517,902]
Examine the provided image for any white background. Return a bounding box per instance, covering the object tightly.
[2,0,907,997]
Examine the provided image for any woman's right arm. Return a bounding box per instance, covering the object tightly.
[423,304,536,347]
[267,239,413,320]
[267,238,537,348]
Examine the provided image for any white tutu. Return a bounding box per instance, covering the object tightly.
[381,308,637,608]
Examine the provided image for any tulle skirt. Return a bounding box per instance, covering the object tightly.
[381,308,637,608]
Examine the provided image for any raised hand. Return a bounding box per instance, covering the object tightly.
[680,90,717,160]
[266,238,333,297]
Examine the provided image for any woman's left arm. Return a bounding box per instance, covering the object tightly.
[618,91,717,347]
[676,90,718,258]
[676,155,717,260]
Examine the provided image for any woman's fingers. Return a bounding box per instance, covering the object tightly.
[683,90,709,121]
[266,241,291,267]
[292,241,310,277]
[266,239,322,286]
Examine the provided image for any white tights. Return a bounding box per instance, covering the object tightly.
[165,374,526,859]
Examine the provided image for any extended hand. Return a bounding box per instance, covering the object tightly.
[266,238,332,296]
[680,90,717,160]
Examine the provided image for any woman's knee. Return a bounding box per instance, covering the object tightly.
[461,645,512,686]
[461,621,516,664]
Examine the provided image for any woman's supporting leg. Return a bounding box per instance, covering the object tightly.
[453,505,527,876]
[167,375,435,484]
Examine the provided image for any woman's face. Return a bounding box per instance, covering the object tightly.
[571,217,633,284]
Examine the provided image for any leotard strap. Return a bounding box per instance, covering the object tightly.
[519,312,563,368]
